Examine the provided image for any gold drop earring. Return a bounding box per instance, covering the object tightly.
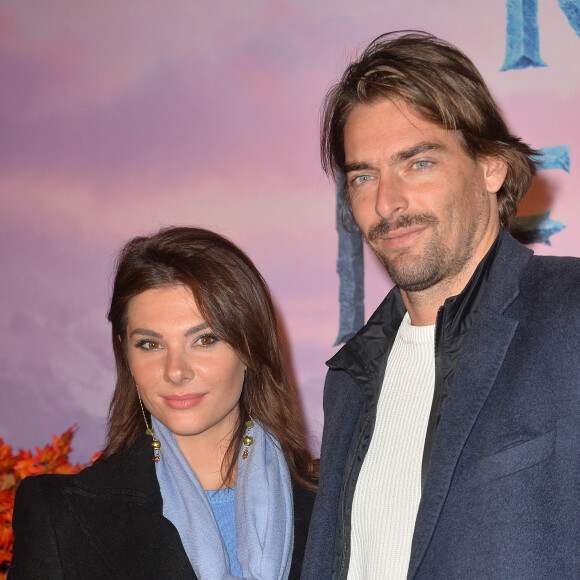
[242,412,254,460]
[136,387,161,462]
[241,369,254,460]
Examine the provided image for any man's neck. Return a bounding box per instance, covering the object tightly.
[401,281,457,326]
[401,232,499,326]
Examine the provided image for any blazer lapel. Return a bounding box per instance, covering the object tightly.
[66,434,196,579]
[408,311,518,577]
[408,232,533,578]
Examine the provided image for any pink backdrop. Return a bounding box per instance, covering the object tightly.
[1,0,579,461]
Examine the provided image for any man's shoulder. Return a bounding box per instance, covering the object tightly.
[530,252,580,275]
[500,230,580,277]
[492,232,580,309]
[525,253,580,297]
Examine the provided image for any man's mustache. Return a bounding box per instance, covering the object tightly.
[368,214,438,243]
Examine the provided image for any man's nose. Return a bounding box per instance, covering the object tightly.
[375,173,409,220]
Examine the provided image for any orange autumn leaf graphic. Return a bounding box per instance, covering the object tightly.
[0,427,96,578]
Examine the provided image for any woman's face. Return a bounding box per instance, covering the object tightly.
[125,285,245,449]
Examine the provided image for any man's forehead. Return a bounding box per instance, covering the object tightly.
[343,99,466,163]
[345,99,444,135]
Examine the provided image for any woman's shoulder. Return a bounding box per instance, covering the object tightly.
[16,433,156,501]
[14,462,111,511]
[11,472,78,549]
[15,471,76,504]
[74,433,157,495]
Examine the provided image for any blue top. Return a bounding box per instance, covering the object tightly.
[205,487,242,578]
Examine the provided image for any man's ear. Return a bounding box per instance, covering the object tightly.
[482,156,508,194]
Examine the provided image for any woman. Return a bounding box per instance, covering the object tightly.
[9,226,317,579]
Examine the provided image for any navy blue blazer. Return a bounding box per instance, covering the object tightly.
[303,232,580,578]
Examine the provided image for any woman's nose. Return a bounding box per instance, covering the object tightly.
[164,349,193,385]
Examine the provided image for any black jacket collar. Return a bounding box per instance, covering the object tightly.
[327,231,509,394]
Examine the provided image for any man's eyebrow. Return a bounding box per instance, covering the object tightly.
[343,143,445,174]
[129,322,209,338]
[391,142,444,163]
[343,162,373,174]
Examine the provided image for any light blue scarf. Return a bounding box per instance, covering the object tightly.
[152,416,294,579]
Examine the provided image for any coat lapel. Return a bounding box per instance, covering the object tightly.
[408,311,518,577]
[408,232,533,578]
[66,434,196,578]
[64,433,315,579]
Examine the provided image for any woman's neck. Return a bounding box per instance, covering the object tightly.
[175,422,238,490]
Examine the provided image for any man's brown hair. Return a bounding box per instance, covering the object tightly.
[321,31,539,228]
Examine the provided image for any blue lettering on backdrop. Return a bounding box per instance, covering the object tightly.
[503,0,580,70]
[511,146,570,244]
[512,211,566,245]
[558,0,580,37]
[502,1,575,244]
[502,0,546,70]
[537,145,571,172]
[335,174,365,345]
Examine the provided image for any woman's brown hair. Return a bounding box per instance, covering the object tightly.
[103,226,317,491]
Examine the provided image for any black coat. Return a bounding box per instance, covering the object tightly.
[9,433,316,579]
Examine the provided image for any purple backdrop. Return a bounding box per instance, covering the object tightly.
[1,0,579,461]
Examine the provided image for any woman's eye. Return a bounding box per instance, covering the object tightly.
[136,339,161,350]
[137,339,160,350]
[197,334,217,346]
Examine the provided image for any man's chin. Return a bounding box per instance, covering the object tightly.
[376,252,442,292]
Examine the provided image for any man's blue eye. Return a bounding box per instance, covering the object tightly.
[353,175,371,184]
[413,160,431,169]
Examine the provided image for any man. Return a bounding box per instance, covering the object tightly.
[302,31,580,579]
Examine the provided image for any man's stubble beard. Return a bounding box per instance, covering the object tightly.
[366,210,482,294]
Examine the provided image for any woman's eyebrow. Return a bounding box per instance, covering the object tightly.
[129,322,210,339]
[129,328,162,338]
[184,323,210,337]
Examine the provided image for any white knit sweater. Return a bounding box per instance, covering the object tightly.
[348,313,435,580]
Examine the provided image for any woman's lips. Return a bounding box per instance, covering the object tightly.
[163,393,205,410]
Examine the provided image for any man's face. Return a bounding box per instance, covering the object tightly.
[343,99,506,296]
